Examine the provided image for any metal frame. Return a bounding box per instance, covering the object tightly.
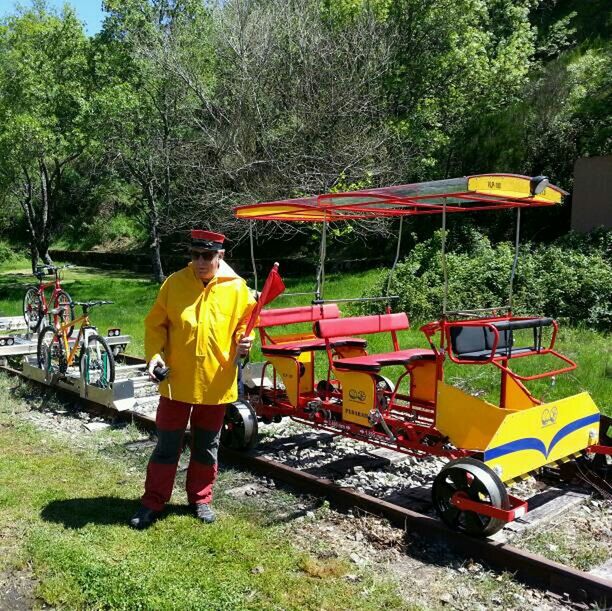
[237,174,563,305]
[22,357,137,411]
[0,332,131,358]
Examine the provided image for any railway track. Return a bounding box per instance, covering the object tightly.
[0,353,610,607]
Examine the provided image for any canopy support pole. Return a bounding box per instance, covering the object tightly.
[315,217,327,302]
[386,216,404,304]
[441,198,448,316]
[508,207,521,312]
[249,221,258,291]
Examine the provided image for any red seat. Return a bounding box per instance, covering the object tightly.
[262,336,367,357]
[333,348,435,372]
[315,312,409,338]
[258,304,340,328]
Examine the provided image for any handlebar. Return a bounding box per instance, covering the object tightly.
[34,264,74,277]
[71,300,114,313]
[72,300,114,307]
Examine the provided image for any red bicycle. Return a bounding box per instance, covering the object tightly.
[23,265,75,335]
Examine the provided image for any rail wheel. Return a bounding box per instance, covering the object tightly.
[592,415,612,484]
[221,400,259,450]
[432,457,509,537]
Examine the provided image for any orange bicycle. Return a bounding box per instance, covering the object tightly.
[23,265,75,334]
[37,300,115,388]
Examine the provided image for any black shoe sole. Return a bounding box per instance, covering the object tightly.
[129,510,161,530]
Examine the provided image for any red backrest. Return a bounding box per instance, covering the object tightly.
[257,303,340,328]
[314,313,409,338]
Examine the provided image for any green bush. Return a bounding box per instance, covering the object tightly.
[79,213,146,251]
[362,230,612,330]
[0,240,16,264]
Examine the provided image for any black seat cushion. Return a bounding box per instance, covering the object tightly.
[455,346,534,361]
[450,325,534,361]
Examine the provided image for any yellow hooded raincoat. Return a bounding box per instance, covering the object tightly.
[144,260,256,405]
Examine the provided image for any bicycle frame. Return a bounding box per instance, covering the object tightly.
[56,312,91,367]
[35,268,68,328]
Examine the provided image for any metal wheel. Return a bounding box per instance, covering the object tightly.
[37,325,66,374]
[432,457,509,537]
[79,333,115,388]
[23,287,43,332]
[55,290,75,338]
[374,375,395,410]
[221,401,259,450]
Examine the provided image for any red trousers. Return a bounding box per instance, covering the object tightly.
[142,396,226,512]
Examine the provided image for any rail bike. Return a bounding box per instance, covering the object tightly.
[224,174,612,537]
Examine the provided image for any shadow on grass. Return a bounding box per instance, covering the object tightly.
[41,497,190,528]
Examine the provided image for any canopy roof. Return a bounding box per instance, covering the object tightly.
[234,174,566,222]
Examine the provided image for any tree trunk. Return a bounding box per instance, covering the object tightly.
[38,161,56,266]
[18,172,42,273]
[38,241,54,265]
[149,228,165,283]
[30,240,40,273]
[146,187,165,283]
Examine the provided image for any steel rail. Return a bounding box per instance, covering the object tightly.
[0,360,610,606]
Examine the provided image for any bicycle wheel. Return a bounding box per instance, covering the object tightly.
[23,286,43,332]
[54,290,75,338]
[37,325,67,374]
[79,334,115,388]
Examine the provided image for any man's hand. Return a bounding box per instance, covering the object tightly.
[147,355,166,382]
[236,335,254,358]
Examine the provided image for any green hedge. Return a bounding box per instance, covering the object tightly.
[362,229,612,330]
[0,240,14,264]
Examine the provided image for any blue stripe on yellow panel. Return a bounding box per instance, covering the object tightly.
[484,413,599,461]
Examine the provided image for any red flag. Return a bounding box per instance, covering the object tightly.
[244,262,285,337]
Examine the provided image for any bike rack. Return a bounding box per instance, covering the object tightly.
[1,316,141,412]
[0,316,28,333]
[22,356,138,412]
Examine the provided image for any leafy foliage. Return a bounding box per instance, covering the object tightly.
[0,2,101,267]
[0,240,16,264]
[363,229,612,330]
[0,0,609,279]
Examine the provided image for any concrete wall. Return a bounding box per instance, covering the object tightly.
[571,156,612,232]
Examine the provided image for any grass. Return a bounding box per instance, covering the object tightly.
[1,260,608,414]
[518,517,610,571]
[0,376,409,610]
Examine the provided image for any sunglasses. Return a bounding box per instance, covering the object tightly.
[190,250,219,261]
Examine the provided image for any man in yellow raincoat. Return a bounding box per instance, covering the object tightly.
[130,230,256,529]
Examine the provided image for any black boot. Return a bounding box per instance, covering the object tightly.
[192,503,215,524]
[129,505,161,530]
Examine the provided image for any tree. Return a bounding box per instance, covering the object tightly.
[0,2,93,269]
[380,0,537,181]
[155,0,394,248]
[96,0,210,282]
